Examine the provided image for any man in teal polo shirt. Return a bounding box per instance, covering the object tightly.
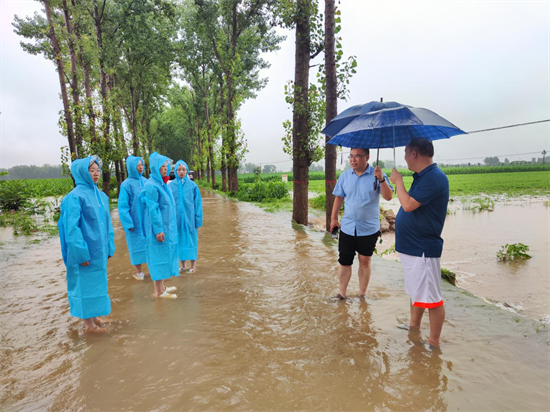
[390,138,449,348]
[330,148,393,300]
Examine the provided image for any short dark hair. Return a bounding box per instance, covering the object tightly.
[352,148,370,155]
[406,138,434,157]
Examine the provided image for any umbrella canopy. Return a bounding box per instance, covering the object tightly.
[321,101,403,138]
[323,101,466,149]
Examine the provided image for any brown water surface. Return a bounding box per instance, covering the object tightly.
[0,191,548,411]
[378,198,550,321]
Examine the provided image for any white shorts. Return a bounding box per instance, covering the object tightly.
[399,253,444,309]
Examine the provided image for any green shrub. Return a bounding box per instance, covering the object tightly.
[309,194,326,210]
[0,211,38,235]
[497,243,531,261]
[0,180,30,211]
[237,181,289,202]
[12,213,38,235]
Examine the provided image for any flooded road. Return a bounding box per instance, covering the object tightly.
[1,190,549,411]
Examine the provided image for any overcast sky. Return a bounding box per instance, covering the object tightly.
[1,0,549,170]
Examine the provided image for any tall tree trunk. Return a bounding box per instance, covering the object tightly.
[43,0,77,161]
[118,159,125,180]
[82,55,97,144]
[114,160,121,192]
[219,80,227,192]
[93,4,110,197]
[93,1,111,195]
[129,84,140,155]
[195,112,203,179]
[292,0,312,225]
[227,3,239,193]
[226,74,238,192]
[324,0,337,232]
[72,0,96,145]
[204,90,215,188]
[112,109,124,190]
[61,0,83,154]
[146,117,153,160]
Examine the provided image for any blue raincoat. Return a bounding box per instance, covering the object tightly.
[118,156,148,265]
[58,156,115,319]
[169,160,203,261]
[139,152,179,281]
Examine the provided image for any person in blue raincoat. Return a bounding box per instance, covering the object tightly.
[169,160,203,273]
[139,152,179,298]
[118,156,148,280]
[58,155,115,333]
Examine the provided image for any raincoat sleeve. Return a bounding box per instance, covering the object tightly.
[194,184,203,228]
[63,196,91,264]
[144,186,164,234]
[58,205,68,265]
[102,193,116,257]
[117,184,134,231]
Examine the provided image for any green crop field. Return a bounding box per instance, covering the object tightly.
[4,169,549,201]
[298,171,550,197]
[24,178,74,197]
[237,164,550,184]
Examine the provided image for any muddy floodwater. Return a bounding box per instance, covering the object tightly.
[376,198,550,322]
[1,190,549,411]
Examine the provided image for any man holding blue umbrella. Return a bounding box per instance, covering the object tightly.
[330,148,393,300]
[390,138,449,348]
[323,100,463,345]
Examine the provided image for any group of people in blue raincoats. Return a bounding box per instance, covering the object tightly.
[58,152,203,333]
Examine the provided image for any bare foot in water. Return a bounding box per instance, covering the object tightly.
[93,317,112,327]
[84,325,106,334]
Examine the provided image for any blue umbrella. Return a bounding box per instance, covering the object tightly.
[321,101,403,138]
[323,100,467,166]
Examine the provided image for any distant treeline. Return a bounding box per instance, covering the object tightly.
[0,165,67,180]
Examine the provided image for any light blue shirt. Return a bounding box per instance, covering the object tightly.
[333,165,392,236]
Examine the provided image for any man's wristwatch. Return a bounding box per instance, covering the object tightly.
[379,178,385,183]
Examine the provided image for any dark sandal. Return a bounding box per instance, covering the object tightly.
[334,293,345,301]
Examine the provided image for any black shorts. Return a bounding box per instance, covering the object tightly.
[338,229,381,266]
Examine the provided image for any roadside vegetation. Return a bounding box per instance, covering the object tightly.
[0,180,59,236]
[196,168,550,212]
[1,166,548,236]
[236,169,550,199]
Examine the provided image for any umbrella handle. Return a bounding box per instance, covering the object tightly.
[393,128,396,194]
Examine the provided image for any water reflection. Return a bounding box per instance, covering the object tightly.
[392,342,448,412]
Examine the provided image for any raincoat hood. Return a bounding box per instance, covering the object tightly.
[126,156,144,179]
[149,152,171,183]
[174,160,190,183]
[71,156,101,188]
